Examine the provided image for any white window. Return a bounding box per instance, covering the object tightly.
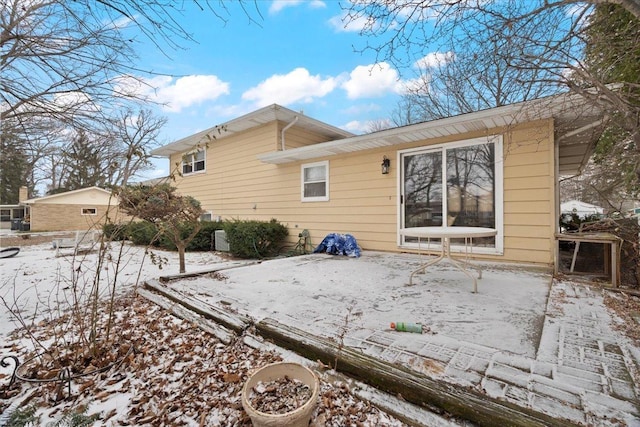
[200,212,212,222]
[182,149,206,175]
[301,161,329,202]
[81,207,97,215]
[400,136,503,253]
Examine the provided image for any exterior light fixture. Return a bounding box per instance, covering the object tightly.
[381,156,391,174]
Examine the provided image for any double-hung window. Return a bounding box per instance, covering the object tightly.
[182,149,206,175]
[301,161,329,202]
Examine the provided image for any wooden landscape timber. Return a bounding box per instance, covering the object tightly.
[143,279,251,333]
[255,318,577,427]
[140,280,578,427]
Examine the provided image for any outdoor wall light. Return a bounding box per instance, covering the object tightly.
[381,156,391,174]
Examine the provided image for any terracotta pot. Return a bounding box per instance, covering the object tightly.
[241,362,319,427]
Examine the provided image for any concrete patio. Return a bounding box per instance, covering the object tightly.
[142,251,640,426]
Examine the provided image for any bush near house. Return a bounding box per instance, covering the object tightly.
[223,219,288,259]
[161,222,224,251]
[102,221,224,251]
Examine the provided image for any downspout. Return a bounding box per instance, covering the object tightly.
[281,116,299,151]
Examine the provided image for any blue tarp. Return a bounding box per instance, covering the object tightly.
[313,233,361,258]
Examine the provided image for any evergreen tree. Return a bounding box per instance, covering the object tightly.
[0,123,30,204]
[584,4,640,197]
[62,130,105,191]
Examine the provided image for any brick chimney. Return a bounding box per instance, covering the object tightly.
[19,186,28,203]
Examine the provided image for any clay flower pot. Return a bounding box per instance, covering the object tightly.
[242,362,319,427]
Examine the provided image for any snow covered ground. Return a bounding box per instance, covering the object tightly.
[170,252,551,358]
[1,237,639,426]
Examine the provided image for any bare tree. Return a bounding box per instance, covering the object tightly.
[101,109,167,186]
[118,184,203,273]
[346,0,640,195]
[1,0,258,192]
[391,6,563,125]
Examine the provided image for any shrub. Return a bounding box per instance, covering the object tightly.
[187,221,224,251]
[128,221,161,246]
[223,219,288,258]
[102,223,129,241]
[158,221,223,251]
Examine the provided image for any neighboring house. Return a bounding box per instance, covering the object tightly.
[560,200,605,218]
[0,186,30,230]
[22,187,120,232]
[151,92,606,267]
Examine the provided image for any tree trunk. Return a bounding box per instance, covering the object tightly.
[177,243,186,273]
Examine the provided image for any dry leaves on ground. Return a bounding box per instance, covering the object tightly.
[1,292,406,426]
[604,290,640,346]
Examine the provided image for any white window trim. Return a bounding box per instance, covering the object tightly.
[301,160,329,202]
[182,149,206,176]
[200,211,213,222]
[397,135,504,255]
[81,207,97,216]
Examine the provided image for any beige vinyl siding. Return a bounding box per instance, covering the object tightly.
[171,118,556,266]
[501,119,555,265]
[278,121,335,150]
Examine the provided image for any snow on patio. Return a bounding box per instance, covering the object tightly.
[1,239,639,425]
[169,252,552,358]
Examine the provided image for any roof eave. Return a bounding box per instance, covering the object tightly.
[151,104,355,157]
[258,92,606,172]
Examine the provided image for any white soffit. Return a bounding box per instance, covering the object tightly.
[151,104,354,157]
[258,92,606,174]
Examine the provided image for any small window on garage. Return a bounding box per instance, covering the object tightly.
[82,207,97,215]
[301,160,329,202]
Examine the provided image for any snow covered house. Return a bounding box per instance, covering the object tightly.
[151,92,606,268]
[560,200,605,218]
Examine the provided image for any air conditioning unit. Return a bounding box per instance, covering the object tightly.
[215,230,230,252]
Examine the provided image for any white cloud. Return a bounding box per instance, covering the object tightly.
[328,12,371,33]
[242,68,337,107]
[342,120,368,133]
[342,118,392,134]
[53,91,100,113]
[117,75,230,113]
[341,63,403,99]
[414,51,455,69]
[270,0,325,14]
[154,75,230,113]
[269,0,302,14]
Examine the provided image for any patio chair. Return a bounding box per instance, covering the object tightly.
[53,230,100,256]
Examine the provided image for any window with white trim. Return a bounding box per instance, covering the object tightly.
[81,207,97,215]
[400,136,503,253]
[182,149,206,175]
[200,212,212,222]
[301,161,329,202]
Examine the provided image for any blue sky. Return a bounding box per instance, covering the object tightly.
[127,0,433,177]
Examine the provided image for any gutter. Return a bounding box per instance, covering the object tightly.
[281,115,299,151]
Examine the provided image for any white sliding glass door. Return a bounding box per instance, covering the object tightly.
[400,136,503,252]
